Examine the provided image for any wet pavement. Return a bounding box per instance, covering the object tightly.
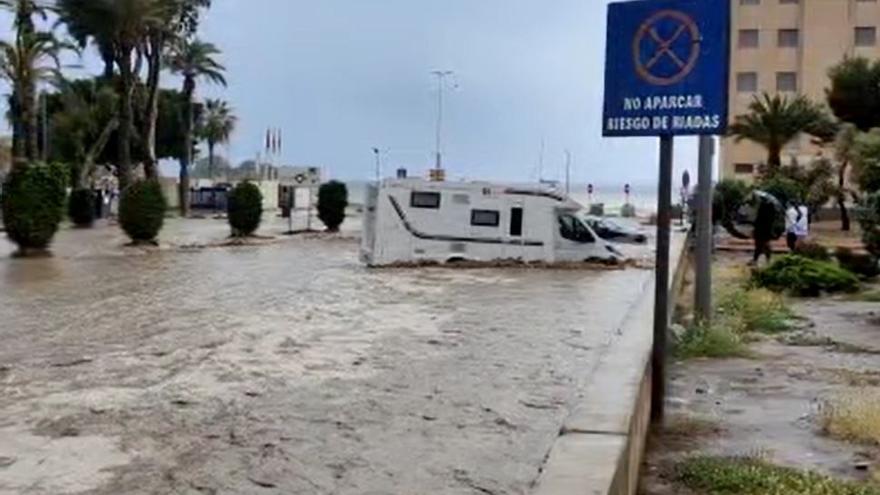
[0,216,653,494]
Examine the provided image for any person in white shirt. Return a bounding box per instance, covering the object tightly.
[795,205,809,243]
[785,204,800,251]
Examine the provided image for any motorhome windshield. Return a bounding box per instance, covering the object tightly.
[558,214,595,243]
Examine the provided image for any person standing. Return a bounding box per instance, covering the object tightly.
[795,204,810,245]
[785,203,799,251]
[752,199,777,265]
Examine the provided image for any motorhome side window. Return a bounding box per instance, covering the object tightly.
[471,209,500,227]
[410,191,441,209]
[558,214,595,243]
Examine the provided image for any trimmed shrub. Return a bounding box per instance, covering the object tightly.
[1,162,67,254]
[119,180,167,244]
[68,188,96,227]
[227,182,263,237]
[793,241,831,261]
[317,181,348,232]
[754,255,860,297]
[589,203,605,216]
[836,247,880,279]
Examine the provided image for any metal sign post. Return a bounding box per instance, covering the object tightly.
[695,136,715,323]
[652,136,674,421]
[603,0,730,423]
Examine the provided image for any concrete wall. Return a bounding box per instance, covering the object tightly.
[531,233,690,495]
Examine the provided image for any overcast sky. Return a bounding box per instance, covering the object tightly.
[2,0,703,186]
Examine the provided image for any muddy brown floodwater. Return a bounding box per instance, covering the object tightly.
[0,218,652,495]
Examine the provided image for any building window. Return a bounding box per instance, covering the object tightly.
[777,29,799,47]
[779,0,798,4]
[736,72,758,92]
[740,0,760,5]
[776,72,797,92]
[471,209,500,227]
[510,208,523,237]
[855,27,877,47]
[734,163,755,175]
[410,191,441,209]
[738,29,759,48]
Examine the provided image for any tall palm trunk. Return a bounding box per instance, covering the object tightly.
[116,48,136,191]
[9,95,25,167]
[208,140,215,181]
[21,82,38,162]
[142,33,163,180]
[766,142,782,174]
[838,161,850,231]
[178,77,195,217]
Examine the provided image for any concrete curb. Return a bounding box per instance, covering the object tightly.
[532,233,690,495]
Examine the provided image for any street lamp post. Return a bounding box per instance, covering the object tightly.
[431,70,454,172]
[372,147,382,182]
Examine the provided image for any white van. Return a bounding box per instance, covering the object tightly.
[360,179,622,266]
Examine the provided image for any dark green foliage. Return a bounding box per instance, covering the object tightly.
[793,242,831,261]
[67,188,96,227]
[756,175,802,206]
[827,57,880,132]
[861,192,880,258]
[835,247,879,279]
[713,179,752,239]
[119,180,166,243]
[1,162,67,253]
[227,182,262,237]
[754,255,860,296]
[676,456,880,495]
[317,181,348,232]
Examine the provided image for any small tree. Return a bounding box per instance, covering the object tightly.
[227,181,262,237]
[1,162,67,255]
[119,179,166,244]
[729,93,833,173]
[713,179,751,239]
[317,181,348,232]
[852,129,880,194]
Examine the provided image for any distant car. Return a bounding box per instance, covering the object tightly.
[581,215,647,244]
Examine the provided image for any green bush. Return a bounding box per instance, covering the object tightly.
[1,163,67,254]
[68,188,96,227]
[317,181,348,232]
[861,192,880,258]
[119,180,167,244]
[227,182,263,237]
[754,255,860,296]
[836,247,879,279]
[676,456,880,495]
[793,241,831,261]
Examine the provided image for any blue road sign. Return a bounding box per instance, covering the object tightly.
[602,0,730,137]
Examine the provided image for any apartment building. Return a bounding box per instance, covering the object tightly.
[722,0,880,179]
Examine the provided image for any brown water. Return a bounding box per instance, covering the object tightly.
[0,217,652,494]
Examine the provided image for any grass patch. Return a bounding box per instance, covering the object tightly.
[675,323,750,359]
[847,290,880,303]
[821,390,880,445]
[675,455,880,495]
[654,415,724,452]
[717,287,793,334]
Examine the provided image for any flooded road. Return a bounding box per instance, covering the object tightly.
[0,217,652,494]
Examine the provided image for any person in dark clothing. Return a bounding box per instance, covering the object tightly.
[752,200,777,264]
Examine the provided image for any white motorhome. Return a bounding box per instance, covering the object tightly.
[360,179,623,266]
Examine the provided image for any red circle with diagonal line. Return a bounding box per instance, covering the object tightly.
[632,10,701,86]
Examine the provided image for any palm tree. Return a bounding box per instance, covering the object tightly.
[200,99,236,181]
[167,38,225,216]
[729,93,833,172]
[0,32,65,166]
[55,0,170,190]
